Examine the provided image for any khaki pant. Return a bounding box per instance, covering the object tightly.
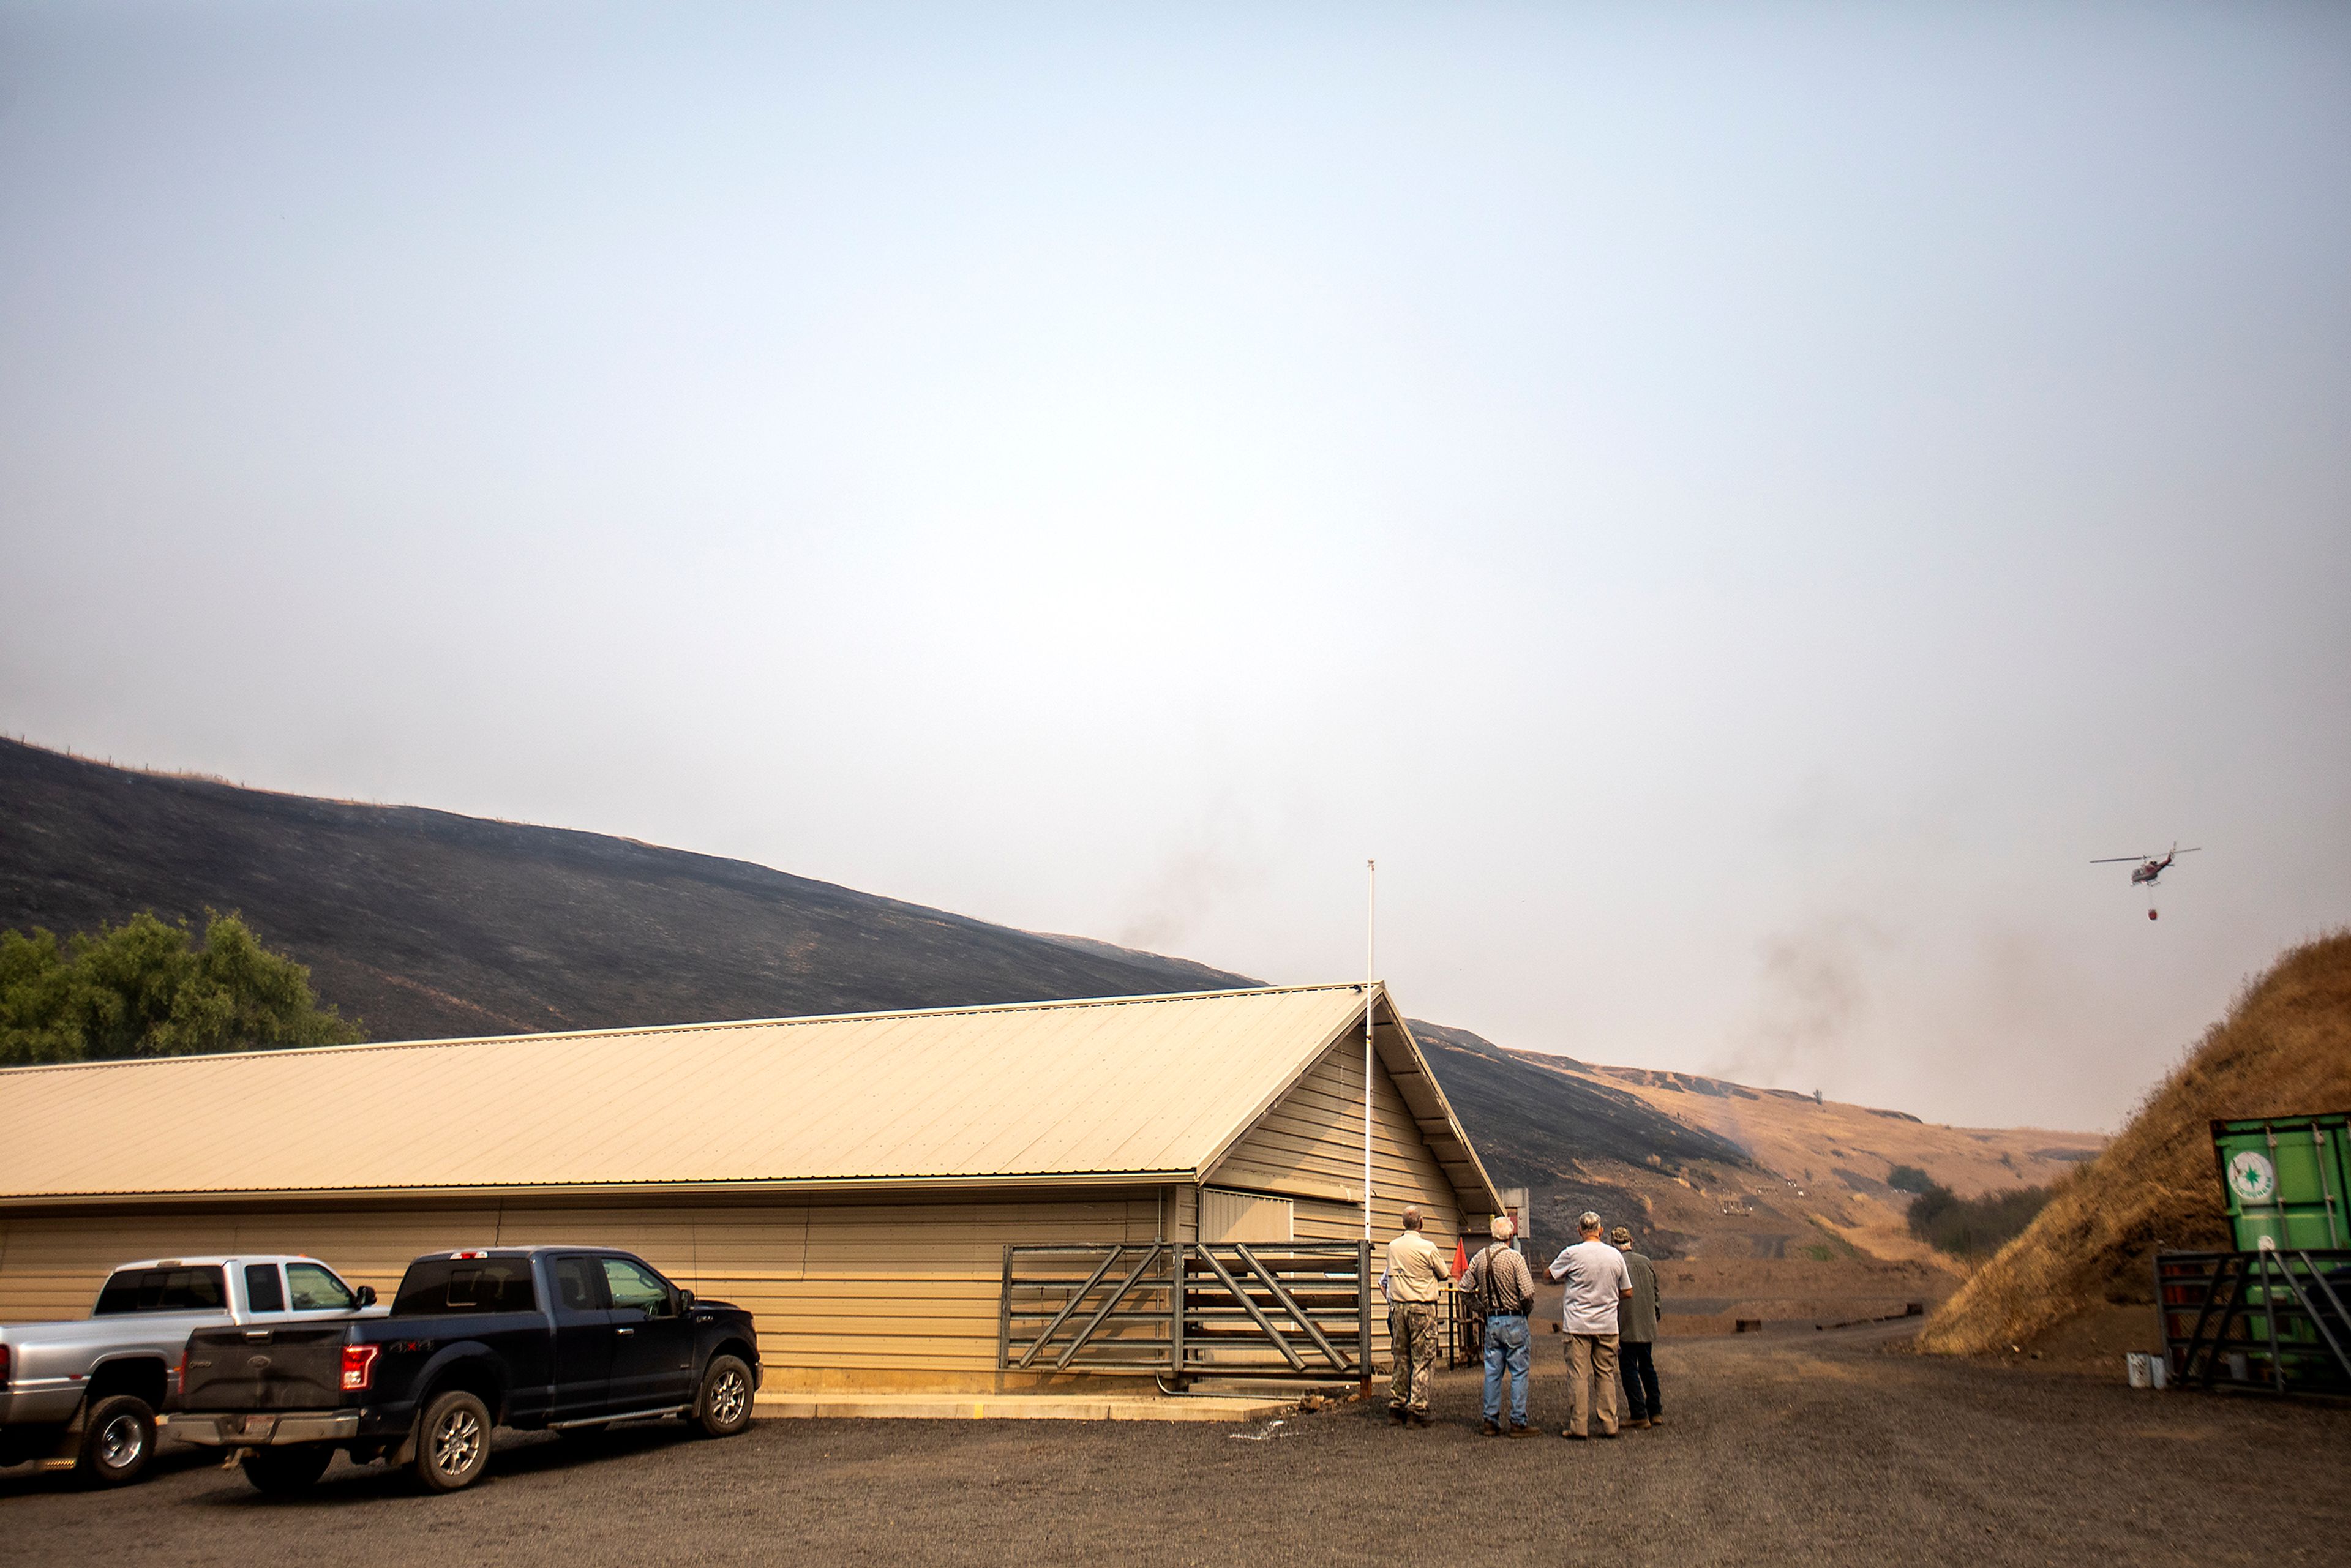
[1388,1301,1440,1412]
[1564,1332,1621,1435]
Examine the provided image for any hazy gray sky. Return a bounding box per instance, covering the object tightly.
[4,3,2347,1131]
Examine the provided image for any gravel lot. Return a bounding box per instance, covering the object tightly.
[9,1326,2347,1567]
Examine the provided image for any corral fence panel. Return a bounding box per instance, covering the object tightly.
[2157,1247,2351,1395]
[999,1240,1372,1384]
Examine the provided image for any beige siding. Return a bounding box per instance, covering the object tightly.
[1210,1038,1465,1253]
[1204,1039,1466,1367]
[0,1190,1168,1393]
[1170,1182,1199,1244]
[1199,1189,1294,1244]
[0,1203,503,1324]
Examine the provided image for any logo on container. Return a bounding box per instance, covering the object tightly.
[2226,1150,2277,1204]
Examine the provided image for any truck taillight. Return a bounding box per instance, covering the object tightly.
[340,1344,380,1392]
[174,1343,186,1395]
[1,1342,12,1390]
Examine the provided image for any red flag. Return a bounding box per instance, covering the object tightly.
[1453,1237,1470,1278]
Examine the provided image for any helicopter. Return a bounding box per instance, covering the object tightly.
[2091,844,2200,919]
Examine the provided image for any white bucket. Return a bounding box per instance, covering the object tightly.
[2150,1357,2167,1390]
[2126,1352,2151,1389]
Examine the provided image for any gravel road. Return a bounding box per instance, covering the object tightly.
[9,1325,2346,1567]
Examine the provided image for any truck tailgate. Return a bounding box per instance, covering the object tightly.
[181,1324,349,1411]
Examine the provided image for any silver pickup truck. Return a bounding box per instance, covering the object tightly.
[0,1255,378,1486]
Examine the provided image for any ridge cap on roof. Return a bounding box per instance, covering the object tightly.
[0,981,1364,1078]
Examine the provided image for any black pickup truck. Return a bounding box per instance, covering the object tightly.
[175,1247,760,1493]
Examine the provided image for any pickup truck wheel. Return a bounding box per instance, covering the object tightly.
[694,1355,754,1438]
[76,1395,156,1488]
[413,1390,493,1493]
[244,1446,334,1495]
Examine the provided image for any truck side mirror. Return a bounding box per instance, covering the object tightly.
[677,1289,695,1311]
[354,1285,377,1308]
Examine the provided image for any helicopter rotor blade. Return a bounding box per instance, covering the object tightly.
[2089,856,2147,864]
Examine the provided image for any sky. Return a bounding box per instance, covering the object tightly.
[3,2,2347,1133]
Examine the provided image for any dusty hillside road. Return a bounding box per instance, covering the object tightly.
[9,1326,2345,1567]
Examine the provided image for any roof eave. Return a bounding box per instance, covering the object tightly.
[0,1169,1202,1210]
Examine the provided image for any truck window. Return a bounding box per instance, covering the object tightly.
[244,1264,287,1313]
[94,1266,228,1315]
[286,1262,356,1311]
[393,1257,539,1315]
[600,1258,677,1319]
[552,1255,607,1313]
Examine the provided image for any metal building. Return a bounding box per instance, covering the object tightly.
[0,984,1499,1393]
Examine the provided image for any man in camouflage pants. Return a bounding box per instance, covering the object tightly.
[1384,1205,1450,1427]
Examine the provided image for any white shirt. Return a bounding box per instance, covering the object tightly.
[1546,1239,1630,1335]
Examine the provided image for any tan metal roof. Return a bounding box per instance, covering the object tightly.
[0,984,1499,1212]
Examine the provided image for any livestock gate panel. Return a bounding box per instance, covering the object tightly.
[2158,1248,2351,1395]
[1001,1240,1374,1384]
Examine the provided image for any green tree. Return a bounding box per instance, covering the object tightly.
[0,912,361,1067]
[1903,1177,2054,1258]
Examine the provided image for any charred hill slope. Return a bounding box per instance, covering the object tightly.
[1406,1019,1755,1245]
[0,738,1253,1040]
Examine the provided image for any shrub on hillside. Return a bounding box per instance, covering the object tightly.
[0,911,361,1066]
[1920,930,2351,1356]
[1887,1164,1934,1195]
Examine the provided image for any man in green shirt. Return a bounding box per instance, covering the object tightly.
[1611,1225,1663,1428]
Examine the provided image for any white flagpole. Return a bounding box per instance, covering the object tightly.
[1363,859,1376,1241]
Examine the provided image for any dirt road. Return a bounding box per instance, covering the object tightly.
[9,1326,2345,1567]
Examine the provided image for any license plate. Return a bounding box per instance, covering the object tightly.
[238,1414,277,1439]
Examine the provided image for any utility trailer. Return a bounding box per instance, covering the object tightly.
[2156,1114,2351,1396]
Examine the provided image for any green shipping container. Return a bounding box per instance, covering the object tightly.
[2212,1114,2351,1252]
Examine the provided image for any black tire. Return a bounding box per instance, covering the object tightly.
[412,1389,493,1493]
[244,1446,334,1496]
[75,1395,155,1488]
[693,1354,753,1438]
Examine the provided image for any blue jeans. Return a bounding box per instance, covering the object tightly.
[1482,1315,1531,1425]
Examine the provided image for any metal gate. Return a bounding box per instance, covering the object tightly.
[999,1240,1372,1384]
[2158,1247,2351,1395]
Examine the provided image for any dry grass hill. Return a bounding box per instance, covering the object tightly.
[1920,930,2351,1357]
[1416,1026,2104,1327]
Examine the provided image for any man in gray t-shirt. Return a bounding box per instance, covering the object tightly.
[1545,1211,1632,1438]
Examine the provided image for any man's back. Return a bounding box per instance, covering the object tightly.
[1385,1229,1447,1303]
[1464,1243,1535,1315]
[1550,1239,1630,1334]
[1619,1250,1659,1341]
